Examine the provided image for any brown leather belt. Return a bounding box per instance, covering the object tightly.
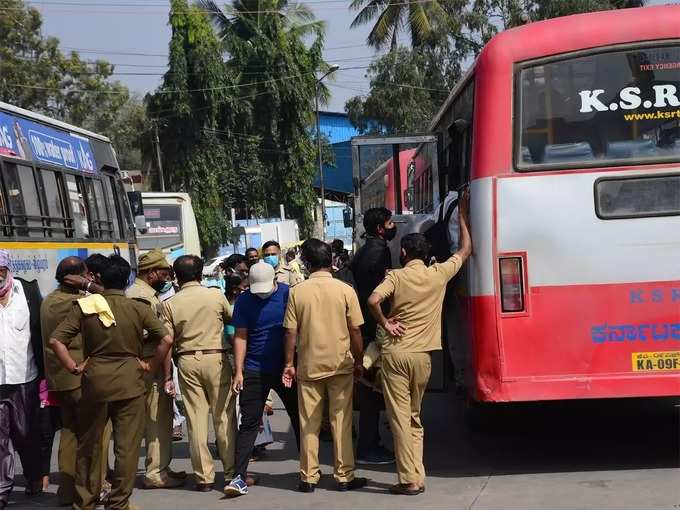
[177,349,226,356]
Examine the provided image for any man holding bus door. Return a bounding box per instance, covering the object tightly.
[368,192,471,495]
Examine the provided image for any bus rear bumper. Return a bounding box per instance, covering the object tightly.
[472,373,680,402]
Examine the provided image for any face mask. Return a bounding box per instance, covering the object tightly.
[254,289,274,300]
[384,225,397,241]
[159,281,173,294]
[399,254,407,267]
[151,278,168,293]
[263,255,279,268]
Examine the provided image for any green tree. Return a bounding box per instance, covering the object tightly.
[347,0,646,134]
[345,47,455,135]
[104,94,150,170]
[146,0,242,254]
[467,0,645,44]
[200,0,329,236]
[349,0,453,50]
[0,0,137,163]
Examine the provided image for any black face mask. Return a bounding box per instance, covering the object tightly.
[384,225,397,241]
[399,254,407,267]
[151,278,166,293]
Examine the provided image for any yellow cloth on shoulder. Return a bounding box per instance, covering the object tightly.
[77,294,116,327]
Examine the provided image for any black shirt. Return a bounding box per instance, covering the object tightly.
[350,236,392,344]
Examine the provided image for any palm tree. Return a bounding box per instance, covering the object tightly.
[349,0,449,51]
[198,0,325,44]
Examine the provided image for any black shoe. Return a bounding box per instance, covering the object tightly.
[356,446,395,465]
[195,482,214,492]
[337,477,367,492]
[298,481,316,493]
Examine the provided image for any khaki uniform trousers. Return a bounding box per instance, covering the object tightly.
[298,372,355,484]
[380,352,432,485]
[74,394,145,510]
[142,370,174,484]
[54,388,111,506]
[177,352,236,484]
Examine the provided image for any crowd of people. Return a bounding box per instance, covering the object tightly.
[0,194,471,509]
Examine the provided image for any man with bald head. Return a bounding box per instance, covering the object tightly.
[40,256,108,506]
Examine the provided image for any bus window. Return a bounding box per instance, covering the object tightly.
[86,178,112,239]
[39,169,69,239]
[0,175,9,236]
[102,176,122,240]
[64,174,92,239]
[518,45,680,169]
[115,178,133,239]
[447,80,474,189]
[4,162,43,238]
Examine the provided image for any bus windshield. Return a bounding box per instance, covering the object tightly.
[139,204,182,251]
[518,44,680,169]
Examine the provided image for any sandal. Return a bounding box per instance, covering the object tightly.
[388,483,424,496]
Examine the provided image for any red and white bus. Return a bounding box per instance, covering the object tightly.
[356,5,680,402]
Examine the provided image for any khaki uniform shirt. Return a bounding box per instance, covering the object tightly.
[162,281,231,353]
[41,286,83,392]
[126,278,163,358]
[276,264,304,287]
[373,255,463,354]
[51,290,168,403]
[283,271,364,381]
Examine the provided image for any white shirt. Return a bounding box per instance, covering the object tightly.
[435,190,460,253]
[0,280,38,385]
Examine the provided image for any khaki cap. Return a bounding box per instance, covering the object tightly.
[138,248,171,272]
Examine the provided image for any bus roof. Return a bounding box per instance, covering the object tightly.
[142,191,192,202]
[0,101,112,143]
[430,5,680,131]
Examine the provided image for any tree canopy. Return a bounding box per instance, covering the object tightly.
[346,0,646,135]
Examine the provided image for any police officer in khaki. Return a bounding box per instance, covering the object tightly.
[126,248,185,489]
[262,240,304,287]
[162,255,237,492]
[282,239,367,493]
[40,257,110,505]
[368,194,471,495]
[49,255,173,510]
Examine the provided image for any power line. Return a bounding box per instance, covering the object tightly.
[24,0,437,13]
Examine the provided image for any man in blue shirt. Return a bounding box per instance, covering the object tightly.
[224,262,300,497]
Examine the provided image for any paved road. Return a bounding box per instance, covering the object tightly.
[9,391,680,509]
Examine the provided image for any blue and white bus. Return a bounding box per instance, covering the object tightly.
[0,102,137,293]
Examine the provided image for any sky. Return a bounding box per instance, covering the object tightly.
[38,0,385,112]
[37,0,672,113]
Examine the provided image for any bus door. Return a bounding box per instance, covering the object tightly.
[351,135,448,389]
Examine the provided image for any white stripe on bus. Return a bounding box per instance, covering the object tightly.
[497,169,680,287]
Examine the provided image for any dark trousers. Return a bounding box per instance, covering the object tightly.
[234,370,300,479]
[37,405,61,477]
[356,382,384,455]
[0,379,41,505]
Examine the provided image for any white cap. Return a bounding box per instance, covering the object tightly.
[249,261,275,295]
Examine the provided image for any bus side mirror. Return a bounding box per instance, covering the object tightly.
[127,191,147,234]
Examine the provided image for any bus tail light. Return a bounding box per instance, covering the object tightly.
[499,257,524,313]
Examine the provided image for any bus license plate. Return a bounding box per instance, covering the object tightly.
[632,352,680,372]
